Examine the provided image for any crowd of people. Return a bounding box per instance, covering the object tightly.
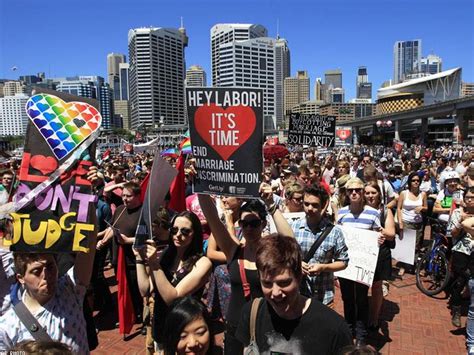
[1,143,474,354]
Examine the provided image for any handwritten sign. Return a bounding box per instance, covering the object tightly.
[5,94,100,253]
[186,88,263,197]
[391,229,416,265]
[335,226,380,287]
[287,114,336,147]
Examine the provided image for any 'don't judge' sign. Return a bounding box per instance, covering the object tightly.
[186,88,263,198]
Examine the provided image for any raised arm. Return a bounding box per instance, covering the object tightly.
[260,183,294,238]
[198,194,240,262]
[145,241,212,306]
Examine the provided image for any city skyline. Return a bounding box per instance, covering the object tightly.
[1,0,473,101]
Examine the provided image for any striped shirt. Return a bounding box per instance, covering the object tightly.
[291,217,349,305]
[337,205,381,230]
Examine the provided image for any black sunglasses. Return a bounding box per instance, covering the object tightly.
[347,188,363,193]
[239,219,262,228]
[170,227,193,236]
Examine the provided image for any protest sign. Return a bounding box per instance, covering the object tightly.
[134,152,178,248]
[287,114,336,147]
[393,139,404,154]
[5,94,101,253]
[335,126,353,146]
[186,88,263,197]
[391,229,417,265]
[335,226,380,287]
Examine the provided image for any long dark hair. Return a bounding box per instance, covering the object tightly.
[163,296,213,355]
[161,210,203,273]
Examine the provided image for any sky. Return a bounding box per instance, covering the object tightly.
[1,0,473,100]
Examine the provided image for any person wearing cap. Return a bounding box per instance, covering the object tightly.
[337,177,381,346]
[331,174,350,221]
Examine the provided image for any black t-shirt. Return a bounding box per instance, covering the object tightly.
[226,246,263,327]
[112,204,142,267]
[236,297,352,355]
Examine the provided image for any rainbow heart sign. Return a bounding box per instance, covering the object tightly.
[25,94,102,160]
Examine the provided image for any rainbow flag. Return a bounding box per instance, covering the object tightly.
[179,137,192,154]
[160,148,178,157]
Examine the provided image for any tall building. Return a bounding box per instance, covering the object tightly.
[3,81,25,96]
[128,27,188,129]
[211,24,267,86]
[393,39,422,83]
[0,93,29,136]
[323,70,344,103]
[214,36,277,129]
[118,63,129,100]
[185,65,207,87]
[419,54,442,75]
[314,78,323,101]
[284,71,309,117]
[275,37,291,129]
[107,53,126,100]
[356,66,372,101]
[55,76,114,129]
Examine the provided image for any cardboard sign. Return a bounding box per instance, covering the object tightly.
[391,228,417,265]
[186,88,263,197]
[335,226,380,287]
[5,94,101,253]
[335,126,353,146]
[134,152,178,248]
[287,114,336,147]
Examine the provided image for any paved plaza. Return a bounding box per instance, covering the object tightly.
[91,265,468,355]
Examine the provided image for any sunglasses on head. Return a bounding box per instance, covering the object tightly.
[170,226,193,236]
[239,219,262,228]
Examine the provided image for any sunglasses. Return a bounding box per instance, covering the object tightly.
[411,179,420,183]
[239,219,262,228]
[303,201,320,209]
[347,188,363,193]
[170,227,193,236]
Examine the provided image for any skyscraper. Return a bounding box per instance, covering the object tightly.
[0,93,29,136]
[186,65,207,87]
[55,76,114,129]
[275,37,291,129]
[211,23,283,129]
[284,71,309,116]
[419,54,442,75]
[211,24,267,86]
[128,27,188,129]
[356,66,372,101]
[393,39,422,83]
[323,70,344,103]
[114,62,130,129]
[3,81,25,96]
[107,53,126,100]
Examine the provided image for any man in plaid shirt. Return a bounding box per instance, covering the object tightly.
[291,184,349,308]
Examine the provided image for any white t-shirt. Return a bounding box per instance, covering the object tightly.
[0,249,14,316]
[0,268,88,353]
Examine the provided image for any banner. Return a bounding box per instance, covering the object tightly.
[186,88,263,197]
[335,226,380,287]
[5,94,101,253]
[287,114,336,147]
[134,151,177,248]
[391,229,417,265]
[335,126,353,146]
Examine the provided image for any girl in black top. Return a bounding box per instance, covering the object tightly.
[198,183,294,354]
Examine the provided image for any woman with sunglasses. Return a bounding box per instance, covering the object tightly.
[135,211,212,353]
[363,181,396,331]
[396,172,428,276]
[198,184,294,354]
[283,181,305,213]
[337,177,381,346]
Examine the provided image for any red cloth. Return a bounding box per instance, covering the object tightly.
[139,172,150,203]
[117,245,135,334]
[168,154,186,212]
